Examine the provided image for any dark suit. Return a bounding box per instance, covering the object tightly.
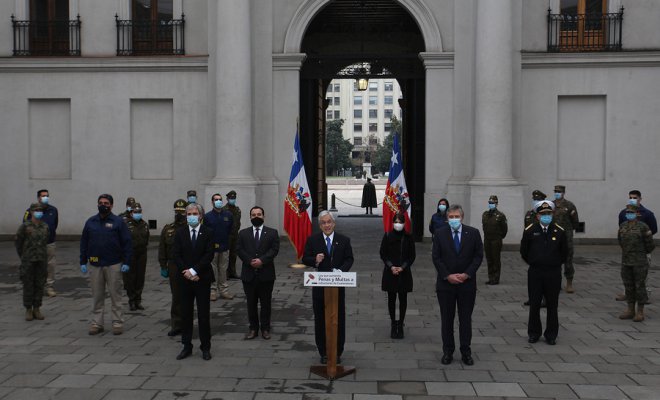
[172,224,215,351]
[302,231,354,358]
[432,224,483,356]
[237,225,280,332]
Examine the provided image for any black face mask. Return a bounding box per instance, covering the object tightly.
[251,217,264,227]
[98,205,111,215]
[175,213,186,224]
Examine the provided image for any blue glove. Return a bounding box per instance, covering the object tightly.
[121,264,130,273]
[160,268,169,278]
[80,264,88,274]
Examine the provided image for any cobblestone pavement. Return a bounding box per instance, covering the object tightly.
[0,217,659,399]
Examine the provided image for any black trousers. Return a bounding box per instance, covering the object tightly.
[436,283,476,355]
[167,262,182,331]
[312,287,345,357]
[527,266,561,340]
[242,279,274,332]
[123,251,147,304]
[180,280,212,351]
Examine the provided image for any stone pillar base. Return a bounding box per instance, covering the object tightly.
[468,180,526,244]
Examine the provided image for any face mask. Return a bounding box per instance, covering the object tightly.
[251,217,264,227]
[40,196,49,205]
[228,199,236,206]
[438,204,447,212]
[98,205,110,214]
[393,223,405,232]
[626,213,637,221]
[539,215,553,225]
[628,198,638,206]
[132,213,142,221]
[126,206,133,212]
[554,192,562,200]
[187,215,200,226]
[188,196,197,203]
[214,200,223,208]
[488,203,496,210]
[448,218,461,230]
[33,211,44,220]
[175,213,186,223]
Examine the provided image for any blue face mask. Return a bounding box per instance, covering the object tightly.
[132,213,142,221]
[626,212,637,221]
[438,204,447,212]
[40,196,49,205]
[628,198,638,206]
[126,206,133,212]
[187,215,200,226]
[539,215,553,225]
[33,211,44,220]
[554,192,562,200]
[448,218,461,230]
[488,203,496,210]
[188,196,197,204]
[214,200,223,208]
[228,199,236,206]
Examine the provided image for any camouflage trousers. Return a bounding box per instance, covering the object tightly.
[21,260,47,308]
[563,230,574,280]
[484,238,503,283]
[621,264,649,304]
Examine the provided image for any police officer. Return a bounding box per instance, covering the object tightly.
[15,203,49,321]
[520,201,568,345]
[158,199,188,336]
[204,193,235,301]
[618,203,655,322]
[553,185,579,293]
[124,202,150,311]
[23,189,58,297]
[222,190,242,279]
[119,197,136,221]
[186,190,198,205]
[482,195,508,285]
[524,190,547,229]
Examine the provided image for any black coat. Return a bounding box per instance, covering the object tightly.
[380,231,416,292]
[361,182,377,208]
[302,232,354,271]
[237,225,280,282]
[432,224,483,291]
[520,223,568,269]
[172,224,216,284]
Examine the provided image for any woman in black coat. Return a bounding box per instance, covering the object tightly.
[380,213,416,339]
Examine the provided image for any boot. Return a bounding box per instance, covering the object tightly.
[619,303,635,320]
[633,304,645,322]
[390,320,397,339]
[565,279,575,294]
[396,321,405,339]
[32,308,44,320]
[25,308,33,321]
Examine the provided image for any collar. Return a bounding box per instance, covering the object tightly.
[188,225,200,234]
[452,225,462,236]
[324,232,335,243]
[252,225,264,234]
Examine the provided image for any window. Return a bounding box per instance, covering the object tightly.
[369,82,378,92]
[352,151,361,159]
[334,110,340,119]
[117,0,185,55]
[384,109,393,119]
[548,0,621,52]
[369,109,378,119]
[384,81,394,91]
[334,83,340,92]
[326,110,333,120]
[354,124,362,132]
[384,96,393,105]
[354,137,363,145]
[354,96,363,106]
[385,123,392,132]
[334,97,340,106]
[369,123,377,132]
[354,110,362,119]
[12,0,80,56]
[369,96,377,105]
[369,137,378,145]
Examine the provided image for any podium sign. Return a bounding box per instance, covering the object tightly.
[305,271,357,380]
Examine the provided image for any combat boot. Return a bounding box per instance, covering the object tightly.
[25,308,33,321]
[633,304,645,322]
[565,279,575,294]
[32,308,44,320]
[619,303,635,319]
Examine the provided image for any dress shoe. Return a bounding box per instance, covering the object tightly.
[545,337,556,345]
[523,300,530,306]
[244,330,258,340]
[440,353,453,365]
[320,356,328,364]
[167,329,181,337]
[176,348,192,360]
[202,350,212,360]
[135,303,145,310]
[528,336,539,343]
[129,302,137,311]
[261,330,271,340]
[461,354,474,366]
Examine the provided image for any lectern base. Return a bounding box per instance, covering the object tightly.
[310,364,356,380]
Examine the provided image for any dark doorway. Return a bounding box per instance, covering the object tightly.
[298,0,426,240]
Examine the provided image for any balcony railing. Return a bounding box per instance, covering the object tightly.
[11,15,81,56]
[116,15,185,56]
[547,8,623,52]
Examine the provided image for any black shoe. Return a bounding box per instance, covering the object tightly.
[523,300,530,306]
[487,281,499,285]
[528,336,539,343]
[202,350,212,360]
[440,353,453,365]
[167,329,181,337]
[129,302,137,311]
[261,330,271,340]
[320,356,327,364]
[244,330,258,340]
[545,338,556,345]
[135,303,145,310]
[461,354,474,366]
[396,321,405,339]
[390,321,397,339]
[176,348,192,360]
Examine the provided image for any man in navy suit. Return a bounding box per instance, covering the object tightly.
[302,210,354,364]
[172,203,215,361]
[237,206,280,340]
[432,204,483,366]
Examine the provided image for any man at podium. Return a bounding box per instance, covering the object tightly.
[303,211,354,364]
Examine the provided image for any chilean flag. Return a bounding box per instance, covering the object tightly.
[284,130,313,259]
[382,133,412,233]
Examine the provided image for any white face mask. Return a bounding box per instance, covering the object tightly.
[393,223,405,232]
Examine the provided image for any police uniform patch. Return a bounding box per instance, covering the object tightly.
[90,256,99,262]
[105,223,113,229]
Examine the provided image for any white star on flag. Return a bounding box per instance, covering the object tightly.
[292,149,298,164]
[390,151,399,166]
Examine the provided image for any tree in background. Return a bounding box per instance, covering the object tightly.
[373,116,402,174]
[326,119,353,176]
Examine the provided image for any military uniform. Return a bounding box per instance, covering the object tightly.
[524,190,547,229]
[618,204,655,322]
[119,197,136,221]
[123,203,150,311]
[186,190,198,205]
[158,199,188,335]
[553,185,579,291]
[15,203,49,321]
[481,195,508,284]
[221,190,241,279]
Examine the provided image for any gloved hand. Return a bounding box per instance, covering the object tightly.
[160,268,169,278]
[121,264,130,273]
[80,264,88,274]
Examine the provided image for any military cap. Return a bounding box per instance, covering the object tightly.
[132,202,143,212]
[536,200,555,213]
[29,202,44,212]
[532,190,546,201]
[626,203,639,212]
[226,190,237,199]
[174,199,187,211]
[488,195,498,203]
[125,197,136,206]
[554,185,566,193]
[187,190,197,197]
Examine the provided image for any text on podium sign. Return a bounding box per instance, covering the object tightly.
[304,271,357,287]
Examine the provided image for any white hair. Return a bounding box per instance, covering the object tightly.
[186,203,204,215]
[318,210,335,222]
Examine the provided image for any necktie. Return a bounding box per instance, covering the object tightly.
[191,229,197,246]
[453,230,460,253]
[326,236,332,254]
[254,228,260,245]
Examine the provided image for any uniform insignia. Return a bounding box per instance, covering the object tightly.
[552,237,556,241]
[105,223,113,228]
[555,224,565,231]
[90,256,99,262]
[525,224,534,231]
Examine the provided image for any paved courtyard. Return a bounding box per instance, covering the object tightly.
[0,217,659,399]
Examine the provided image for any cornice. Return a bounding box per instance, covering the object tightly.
[0,56,208,73]
[522,51,660,69]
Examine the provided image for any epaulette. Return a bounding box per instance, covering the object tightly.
[524,224,534,231]
[554,224,565,231]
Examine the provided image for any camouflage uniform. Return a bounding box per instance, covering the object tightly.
[618,220,654,306]
[221,191,241,278]
[482,195,508,284]
[553,196,579,280]
[123,203,150,310]
[15,216,49,311]
[158,199,188,332]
